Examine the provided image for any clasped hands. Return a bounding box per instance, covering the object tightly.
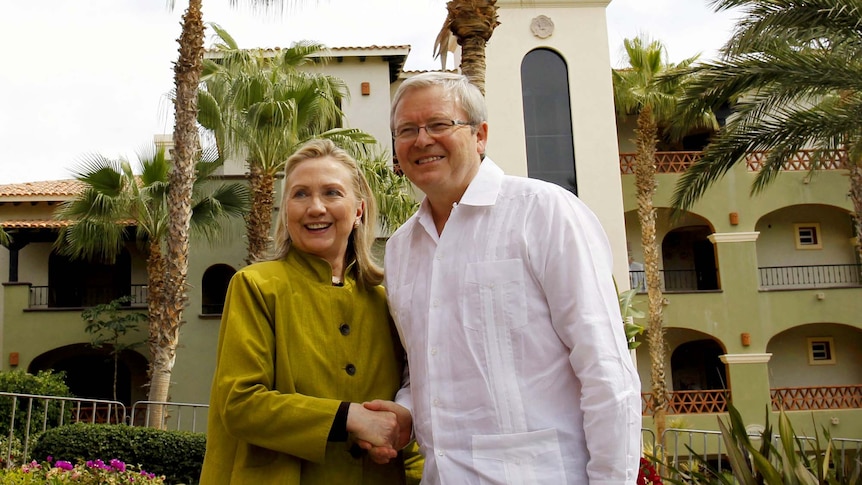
[346,400,412,464]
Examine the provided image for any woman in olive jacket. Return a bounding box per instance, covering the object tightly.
[200,139,414,485]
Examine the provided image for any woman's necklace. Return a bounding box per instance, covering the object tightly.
[332,275,343,286]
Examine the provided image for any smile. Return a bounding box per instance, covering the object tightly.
[415,155,443,165]
[305,223,332,230]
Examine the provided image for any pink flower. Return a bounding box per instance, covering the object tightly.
[55,460,74,471]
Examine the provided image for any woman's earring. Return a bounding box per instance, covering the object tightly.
[354,219,361,229]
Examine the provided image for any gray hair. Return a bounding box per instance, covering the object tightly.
[390,72,487,130]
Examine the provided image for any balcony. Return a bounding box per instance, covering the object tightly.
[28,284,148,309]
[619,148,848,174]
[640,386,862,415]
[771,385,862,411]
[641,389,730,415]
[759,264,862,289]
[629,269,719,292]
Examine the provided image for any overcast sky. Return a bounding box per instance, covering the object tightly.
[0,0,738,185]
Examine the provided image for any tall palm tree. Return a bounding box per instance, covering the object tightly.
[612,36,717,440]
[671,0,862,262]
[55,145,249,427]
[433,0,501,95]
[200,25,375,263]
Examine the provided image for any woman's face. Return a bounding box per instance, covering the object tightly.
[284,156,364,272]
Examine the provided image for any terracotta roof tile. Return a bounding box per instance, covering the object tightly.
[0,180,84,198]
[0,219,70,229]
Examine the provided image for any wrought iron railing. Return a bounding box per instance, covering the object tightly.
[619,148,848,174]
[771,385,862,411]
[28,284,148,308]
[629,269,719,292]
[759,264,862,289]
[642,389,730,415]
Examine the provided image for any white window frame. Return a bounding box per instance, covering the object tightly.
[807,337,836,365]
[794,223,822,250]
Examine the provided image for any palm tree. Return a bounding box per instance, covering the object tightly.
[671,0,862,262]
[55,145,249,427]
[433,0,501,95]
[199,24,375,263]
[612,36,717,440]
[356,145,419,235]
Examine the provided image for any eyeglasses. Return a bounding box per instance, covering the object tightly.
[392,119,474,142]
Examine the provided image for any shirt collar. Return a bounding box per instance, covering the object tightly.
[459,157,503,207]
[286,247,356,285]
[413,157,503,237]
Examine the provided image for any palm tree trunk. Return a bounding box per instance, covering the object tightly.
[446,0,499,96]
[848,157,862,263]
[635,106,671,445]
[245,164,276,264]
[154,0,204,429]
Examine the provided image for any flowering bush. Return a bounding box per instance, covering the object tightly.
[638,456,663,485]
[0,457,165,484]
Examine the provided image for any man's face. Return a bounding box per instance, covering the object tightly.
[392,86,488,201]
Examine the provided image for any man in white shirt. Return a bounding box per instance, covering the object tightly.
[380,72,641,484]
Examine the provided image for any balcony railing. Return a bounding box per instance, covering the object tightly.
[28,284,148,309]
[629,269,719,292]
[620,151,701,174]
[619,148,848,174]
[771,385,862,411]
[759,264,862,289]
[745,149,848,171]
[642,389,730,415]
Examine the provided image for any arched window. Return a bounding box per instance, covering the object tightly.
[520,48,577,194]
[202,264,236,315]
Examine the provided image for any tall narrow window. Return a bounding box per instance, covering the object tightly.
[520,48,576,194]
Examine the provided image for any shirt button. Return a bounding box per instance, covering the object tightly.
[430,347,437,356]
[432,299,440,307]
[433,399,440,406]
[345,364,356,376]
[339,323,351,336]
[437,450,445,457]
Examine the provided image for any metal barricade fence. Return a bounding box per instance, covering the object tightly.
[0,392,126,467]
[130,400,209,433]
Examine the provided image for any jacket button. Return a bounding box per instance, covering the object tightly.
[345,364,356,376]
[339,323,351,336]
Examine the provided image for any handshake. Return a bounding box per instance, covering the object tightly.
[347,400,413,464]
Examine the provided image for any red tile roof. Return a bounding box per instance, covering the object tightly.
[0,219,70,229]
[0,180,84,198]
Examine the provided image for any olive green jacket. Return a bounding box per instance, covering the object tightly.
[199,249,406,485]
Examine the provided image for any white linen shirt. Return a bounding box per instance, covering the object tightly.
[384,159,640,485]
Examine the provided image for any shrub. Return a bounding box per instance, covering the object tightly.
[0,370,73,442]
[32,423,205,484]
[664,404,862,485]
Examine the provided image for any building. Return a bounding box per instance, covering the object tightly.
[1,0,860,440]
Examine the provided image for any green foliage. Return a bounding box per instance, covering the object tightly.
[82,296,147,403]
[0,371,73,442]
[614,278,646,350]
[664,404,862,485]
[32,423,205,485]
[354,145,419,235]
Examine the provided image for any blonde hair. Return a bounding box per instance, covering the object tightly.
[271,139,383,287]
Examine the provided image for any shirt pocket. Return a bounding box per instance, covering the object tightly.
[471,428,567,484]
[463,260,528,332]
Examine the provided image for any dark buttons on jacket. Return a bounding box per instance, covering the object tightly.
[345,363,356,376]
[339,323,351,336]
